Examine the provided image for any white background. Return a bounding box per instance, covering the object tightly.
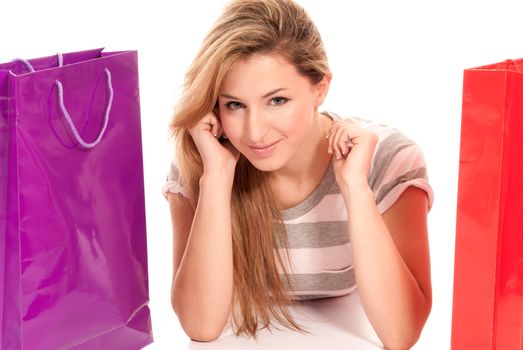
[2,0,523,348]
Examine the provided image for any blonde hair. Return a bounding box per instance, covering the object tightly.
[168,0,331,338]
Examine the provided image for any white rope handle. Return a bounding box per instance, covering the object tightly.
[55,68,113,149]
[16,58,35,72]
[57,52,63,68]
[12,52,64,72]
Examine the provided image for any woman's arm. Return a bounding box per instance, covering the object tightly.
[169,171,235,342]
[342,185,431,350]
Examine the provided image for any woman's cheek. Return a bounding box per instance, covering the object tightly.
[220,116,242,143]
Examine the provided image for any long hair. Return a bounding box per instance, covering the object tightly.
[168,0,331,338]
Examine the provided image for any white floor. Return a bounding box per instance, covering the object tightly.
[145,291,384,350]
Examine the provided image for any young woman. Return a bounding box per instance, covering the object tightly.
[162,0,434,348]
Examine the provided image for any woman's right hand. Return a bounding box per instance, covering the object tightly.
[188,109,240,176]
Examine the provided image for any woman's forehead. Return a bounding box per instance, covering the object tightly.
[220,53,309,95]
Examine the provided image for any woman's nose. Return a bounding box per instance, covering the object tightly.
[245,110,269,142]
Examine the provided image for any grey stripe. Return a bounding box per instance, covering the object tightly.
[322,110,341,122]
[293,294,335,300]
[282,267,356,292]
[368,132,416,195]
[276,221,350,249]
[168,162,180,182]
[326,176,342,195]
[166,161,181,184]
[281,158,336,221]
[375,167,427,205]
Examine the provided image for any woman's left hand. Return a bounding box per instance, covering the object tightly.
[326,118,379,191]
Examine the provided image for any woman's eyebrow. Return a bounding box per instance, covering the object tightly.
[220,88,288,100]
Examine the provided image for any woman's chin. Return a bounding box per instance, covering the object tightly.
[244,155,285,172]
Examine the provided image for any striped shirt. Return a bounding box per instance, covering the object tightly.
[162,111,434,300]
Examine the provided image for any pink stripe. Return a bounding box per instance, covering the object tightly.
[379,146,426,186]
[283,194,347,224]
[287,285,358,299]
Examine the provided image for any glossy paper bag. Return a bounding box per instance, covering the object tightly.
[451,58,523,349]
[0,49,153,349]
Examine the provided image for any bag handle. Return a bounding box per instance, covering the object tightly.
[55,68,113,149]
[506,59,521,72]
[12,52,64,72]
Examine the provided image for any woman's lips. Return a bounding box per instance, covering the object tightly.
[249,139,281,157]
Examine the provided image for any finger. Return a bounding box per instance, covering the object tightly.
[326,124,338,154]
[209,114,219,137]
[339,130,352,157]
[205,112,222,137]
[332,128,346,159]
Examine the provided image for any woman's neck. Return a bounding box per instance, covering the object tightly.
[269,111,333,189]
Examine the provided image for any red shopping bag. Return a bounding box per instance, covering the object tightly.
[451,58,523,349]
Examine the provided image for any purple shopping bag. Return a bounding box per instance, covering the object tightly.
[0,48,153,349]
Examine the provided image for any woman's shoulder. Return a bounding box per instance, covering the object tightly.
[323,110,433,212]
[322,110,428,176]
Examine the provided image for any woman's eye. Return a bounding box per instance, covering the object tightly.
[225,101,244,110]
[271,97,288,106]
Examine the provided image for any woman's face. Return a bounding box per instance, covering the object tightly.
[217,53,328,172]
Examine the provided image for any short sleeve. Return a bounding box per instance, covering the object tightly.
[368,130,434,214]
[162,158,189,200]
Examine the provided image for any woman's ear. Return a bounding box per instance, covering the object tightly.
[314,73,332,107]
